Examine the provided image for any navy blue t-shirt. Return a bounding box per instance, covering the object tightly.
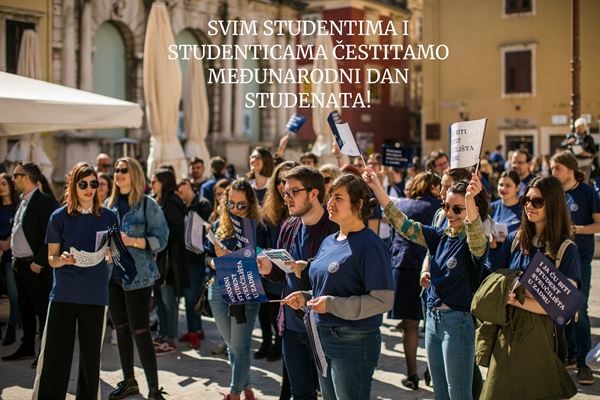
[422,226,488,312]
[309,227,393,328]
[566,182,600,261]
[518,173,536,196]
[390,196,440,270]
[488,199,523,271]
[0,204,15,264]
[45,206,118,305]
[505,232,581,287]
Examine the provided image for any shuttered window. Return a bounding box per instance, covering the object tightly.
[505,50,532,94]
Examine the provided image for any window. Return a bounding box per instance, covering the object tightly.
[365,67,382,105]
[5,19,35,73]
[503,0,535,16]
[501,44,536,97]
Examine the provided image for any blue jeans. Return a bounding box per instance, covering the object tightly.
[208,284,259,395]
[158,284,179,340]
[2,261,19,325]
[183,262,206,333]
[567,256,592,367]
[282,329,318,400]
[425,309,475,400]
[317,326,381,400]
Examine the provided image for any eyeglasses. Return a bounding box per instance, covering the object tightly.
[520,195,545,209]
[226,201,248,211]
[442,203,466,215]
[115,167,129,175]
[78,180,99,190]
[13,173,26,178]
[101,163,112,168]
[282,188,308,199]
[323,176,332,184]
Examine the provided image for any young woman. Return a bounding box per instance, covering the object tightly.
[33,162,118,399]
[0,173,19,345]
[479,176,580,399]
[284,174,394,400]
[151,168,188,355]
[205,178,262,400]
[487,170,522,272]
[318,164,341,198]
[106,157,169,400]
[365,168,489,400]
[247,146,274,204]
[550,151,600,384]
[388,171,442,390]
[256,161,298,362]
[98,172,113,205]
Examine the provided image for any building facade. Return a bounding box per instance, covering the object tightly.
[421,0,600,158]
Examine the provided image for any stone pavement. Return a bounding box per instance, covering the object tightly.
[1,261,599,400]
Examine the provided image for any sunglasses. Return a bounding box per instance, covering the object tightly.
[114,167,129,175]
[520,195,545,209]
[226,201,248,211]
[78,180,99,190]
[323,176,332,184]
[282,188,308,199]
[442,202,466,215]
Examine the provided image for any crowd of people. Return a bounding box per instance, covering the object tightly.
[0,123,598,400]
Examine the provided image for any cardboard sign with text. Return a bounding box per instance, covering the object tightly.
[450,118,487,169]
[214,246,268,304]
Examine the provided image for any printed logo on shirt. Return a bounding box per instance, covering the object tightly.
[447,257,457,269]
[570,203,579,212]
[328,261,340,273]
[244,249,253,258]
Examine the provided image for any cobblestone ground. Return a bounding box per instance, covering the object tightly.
[1,261,600,400]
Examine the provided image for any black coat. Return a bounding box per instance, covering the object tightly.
[22,189,58,270]
[156,192,188,296]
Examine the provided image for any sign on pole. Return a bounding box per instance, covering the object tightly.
[327,111,362,157]
[450,118,487,169]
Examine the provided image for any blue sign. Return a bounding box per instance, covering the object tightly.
[286,113,306,134]
[327,111,344,149]
[382,145,414,168]
[230,214,257,251]
[214,246,268,304]
[520,250,585,325]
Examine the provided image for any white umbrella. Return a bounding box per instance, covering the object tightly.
[183,57,210,179]
[311,33,342,162]
[6,30,52,177]
[144,1,185,178]
[0,72,143,136]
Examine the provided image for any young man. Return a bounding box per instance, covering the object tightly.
[199,156,227,205]
[511,149,535,196]
[257,166,338,400]
[2,163,57,367]
[188,157,206,187]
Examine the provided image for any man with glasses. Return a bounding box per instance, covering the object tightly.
[257,166,338,400]
[511,149,535,196]
[95,153,113,175]
[2,163,57,366]
[426,151,450,177]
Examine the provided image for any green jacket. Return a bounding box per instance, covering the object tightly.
[471,269,577,400]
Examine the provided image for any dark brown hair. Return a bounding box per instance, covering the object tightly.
[499,170,520,186]
[0,173,19,209]
[66,162,101,216]
[262,161,299,226]
[448,180,490,221]
[247,146,274,180]
[408,171,441,199]
[329,174,376,222]
[551,151,586,183]
[516,176,572,259]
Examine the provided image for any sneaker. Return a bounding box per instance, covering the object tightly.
[577,366,594,385]
[2,324,16,346]
[178,333,190,342]
[243,388,256,400]
[565,358,577,370]
[108,378,139,400]
[148,387,168,400]
[401,374,419,390]
[155,341,176,356]
[188,332,200,349]
[212,342,228,355]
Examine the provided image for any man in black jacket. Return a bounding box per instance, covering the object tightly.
[2,163,58,365]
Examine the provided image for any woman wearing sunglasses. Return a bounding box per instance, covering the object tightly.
[33,162,118,399]
[487,170,522,272]
[205,178,264,400]
[318,164,341,199]
[365,168,489,400]
[106,157,169,400]
[479,176,580,399]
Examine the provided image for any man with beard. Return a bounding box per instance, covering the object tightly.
[257,166,337,400]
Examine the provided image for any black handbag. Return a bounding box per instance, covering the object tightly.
[194,279,213,318]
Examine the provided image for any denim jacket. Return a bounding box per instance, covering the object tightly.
[110,195,169,290]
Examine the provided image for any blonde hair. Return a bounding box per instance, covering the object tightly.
[216,178,261,240]
[107,157,147,208]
